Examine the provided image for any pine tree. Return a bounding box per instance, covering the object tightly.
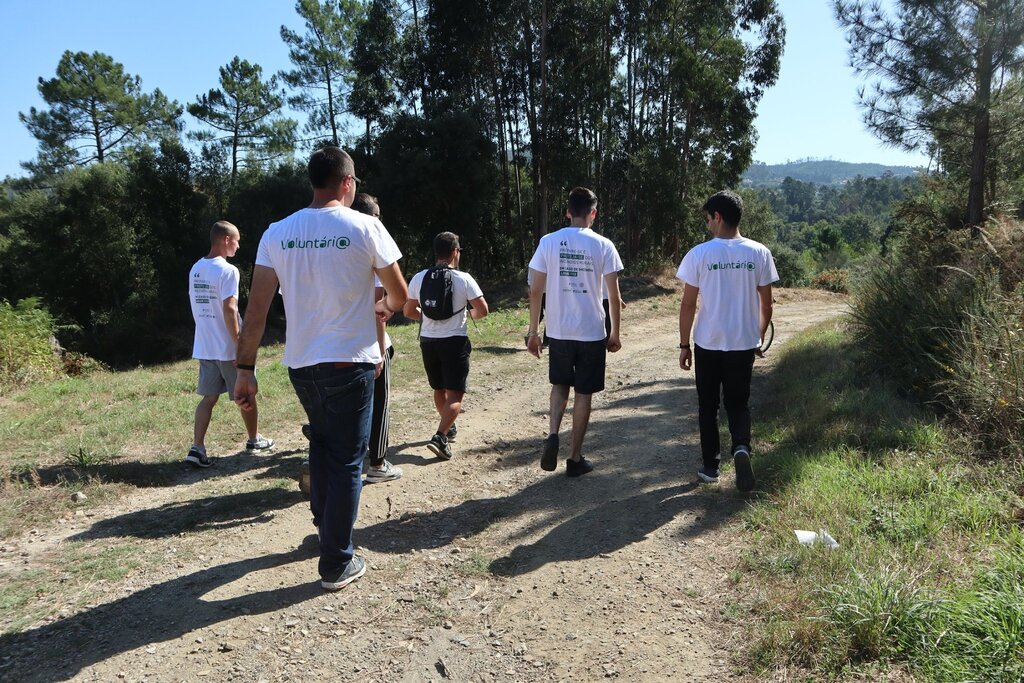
[279,0,364,146]
[834,0,1024,230]
[188,57,297,181]
[19,51,181,174]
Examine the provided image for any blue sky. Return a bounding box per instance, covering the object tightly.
[0,0,927,180]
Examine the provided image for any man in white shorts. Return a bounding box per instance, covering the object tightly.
[187,220,273,468]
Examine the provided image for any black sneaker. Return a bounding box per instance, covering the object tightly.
[697,465,720,483]
[446,424,458,442]
[185,447,212,468]
[733,446,755,492]
[565,457,594,477]
[301,423,312,440]
[541,434,559,472]
[427,433,453,460]
[321,555,367,591]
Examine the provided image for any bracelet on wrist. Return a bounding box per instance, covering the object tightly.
[237,363,256,371]
[526,331,540,338]
[678,343,690,350]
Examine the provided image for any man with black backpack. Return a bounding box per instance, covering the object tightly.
[404,232,489,459]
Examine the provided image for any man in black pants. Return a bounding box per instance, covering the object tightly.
[677,190,778,492]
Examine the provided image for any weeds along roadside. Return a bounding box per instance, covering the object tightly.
[740,322,1024,681]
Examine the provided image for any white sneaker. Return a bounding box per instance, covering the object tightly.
[365,459,403,483]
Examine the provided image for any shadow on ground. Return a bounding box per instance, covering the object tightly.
[12,448,307,490]
[0,538,321,683]
[358,374,748,577]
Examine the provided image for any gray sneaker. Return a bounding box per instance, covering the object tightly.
[246,435,275,451]
[365,459,403,483]
[446,423,458,442]
[427,433,453,460]
[321,555,367,591]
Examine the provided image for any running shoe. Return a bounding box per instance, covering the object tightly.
[697,465,720,483]
[733,445,755,492]
[366,459,403,483]
[185,446,212,468]
[541,434,559,472]
[427,433,453,460]
[566,457,594,477]
[246,435,275,451]
[321,555,367,591]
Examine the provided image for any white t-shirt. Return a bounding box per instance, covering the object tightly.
[190,256,240,361]
[676,236,779,351]
[528,227,623,342]
[255,206,402,368]
[408,268,484,339]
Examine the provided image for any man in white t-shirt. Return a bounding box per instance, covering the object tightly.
[186,221,274,468]
[677,190,779,492]
[234,147,409,591]
[403,232,489,460]
[526,187,623,477]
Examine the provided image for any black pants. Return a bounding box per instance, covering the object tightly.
[694,345,755,469]
[367,345,393,467]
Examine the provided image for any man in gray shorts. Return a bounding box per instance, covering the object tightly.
[187,220,273,467]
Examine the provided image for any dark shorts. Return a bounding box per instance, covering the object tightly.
[547,337,607,394]
[420,336,472,392]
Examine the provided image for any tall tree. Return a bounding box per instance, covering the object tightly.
[19,51,181,174]
[350,0,400,147]
[279,0,364,146]
[834,0,1024,231]
[188,57,297,181]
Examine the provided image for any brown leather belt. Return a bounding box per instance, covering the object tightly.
[332,362,355,368]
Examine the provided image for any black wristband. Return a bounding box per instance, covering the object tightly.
[237,363,256,371]
[678,343,690,350]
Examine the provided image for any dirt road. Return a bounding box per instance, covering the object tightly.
[0,286,845,682]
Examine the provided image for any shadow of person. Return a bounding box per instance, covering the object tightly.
[68,487,307,541]
[488,482,705,576]
[0,541,321,683]
[19,448,308,490]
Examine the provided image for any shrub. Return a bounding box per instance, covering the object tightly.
[810,268,849,293]
[766,241,806,287]
[0,299,63,392]
[852,216,1024,455]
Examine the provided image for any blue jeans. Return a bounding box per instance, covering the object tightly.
[289,363,374,579]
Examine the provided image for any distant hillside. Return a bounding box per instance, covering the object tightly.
[742,159,922,187]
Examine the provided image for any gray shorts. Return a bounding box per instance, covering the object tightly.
[197,359,242,399]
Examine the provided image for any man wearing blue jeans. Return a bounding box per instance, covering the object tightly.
[677,190,778,492]
[235,147,408,591]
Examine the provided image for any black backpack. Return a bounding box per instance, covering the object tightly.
[419,266,465,321]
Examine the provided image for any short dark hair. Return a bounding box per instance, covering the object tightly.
[434,231,460,260]
[209,220,238,244]
[351,193,380,217]
[307,146,354,189]
[567,187,598,218]
[702,190,743,227]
